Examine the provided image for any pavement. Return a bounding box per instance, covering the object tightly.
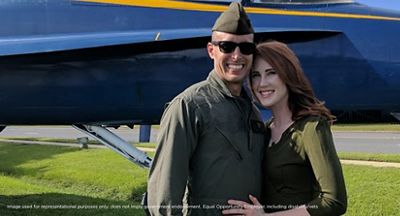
[1,126,400,153]
[333,131,400,153]
[340,159,400,168]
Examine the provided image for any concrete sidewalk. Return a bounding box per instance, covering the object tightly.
[340,159,400,168]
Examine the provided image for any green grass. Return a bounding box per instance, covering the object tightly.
[1,143,400,215]
[0,137,102,144]
[338,152,400,163]
[332,123,400,132]
[342,165,400,216]
[0,143,152,215]
[134,143,157,148]
[0,137,156,148]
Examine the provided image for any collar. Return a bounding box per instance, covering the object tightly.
[207,70,251,100]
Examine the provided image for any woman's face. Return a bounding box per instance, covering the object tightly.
[251,57,289,109]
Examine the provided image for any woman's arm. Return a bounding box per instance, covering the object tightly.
[301,118,347,215]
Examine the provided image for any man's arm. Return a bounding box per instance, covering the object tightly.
[147,98,200,216]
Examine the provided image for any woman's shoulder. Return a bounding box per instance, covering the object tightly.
[294,115,329,132]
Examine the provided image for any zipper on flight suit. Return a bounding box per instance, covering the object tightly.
[215,127,243,160]
[232,96,253,151]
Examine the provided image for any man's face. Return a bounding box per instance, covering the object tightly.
[207,31,254,84]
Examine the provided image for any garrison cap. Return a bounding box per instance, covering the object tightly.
[212,2,254,35]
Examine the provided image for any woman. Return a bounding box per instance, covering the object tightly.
[223,41,347,216]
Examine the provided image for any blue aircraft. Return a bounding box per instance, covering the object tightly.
[1,0,399,166]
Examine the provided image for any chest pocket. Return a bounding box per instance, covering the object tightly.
[215,125,243,160]
[214,105,246,159]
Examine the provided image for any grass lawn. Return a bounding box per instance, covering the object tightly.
[0,143,399,215]
[0,137,157,148]
[338,152,400,163]
[0,137,102,144]
[0,143,152,215]
[332,123,400,132]
[342,165,400,216]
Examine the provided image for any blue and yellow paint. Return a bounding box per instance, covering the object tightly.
[76,0,400,21]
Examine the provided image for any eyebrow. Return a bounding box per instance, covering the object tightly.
[264,68,276,73]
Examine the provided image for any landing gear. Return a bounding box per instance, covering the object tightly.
[73,124,152,168]
[391,113,400,122]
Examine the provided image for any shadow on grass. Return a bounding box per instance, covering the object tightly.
[0,193,147,216]
[0,143,149,205]
[0,143,80,175]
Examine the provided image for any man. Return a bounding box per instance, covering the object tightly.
[147,3,265,215]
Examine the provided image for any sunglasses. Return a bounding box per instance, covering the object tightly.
[211,41,256,55]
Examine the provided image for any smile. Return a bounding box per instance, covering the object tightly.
[227,64,244,70]
[259,90,274,97]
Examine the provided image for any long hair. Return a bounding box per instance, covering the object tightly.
[254,41,336,124]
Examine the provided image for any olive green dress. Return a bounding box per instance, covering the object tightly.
[147,70,265,216]
[263,116,347,215]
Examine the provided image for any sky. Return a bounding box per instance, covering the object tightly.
[356,0,400,11]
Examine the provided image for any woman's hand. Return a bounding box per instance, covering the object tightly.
[222,194,266,216]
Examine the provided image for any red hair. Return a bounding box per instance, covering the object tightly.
[254,41,335,124]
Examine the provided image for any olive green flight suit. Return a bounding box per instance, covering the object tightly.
[147,70,265,216]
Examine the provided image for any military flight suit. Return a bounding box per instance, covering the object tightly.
[147,70,265,216]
